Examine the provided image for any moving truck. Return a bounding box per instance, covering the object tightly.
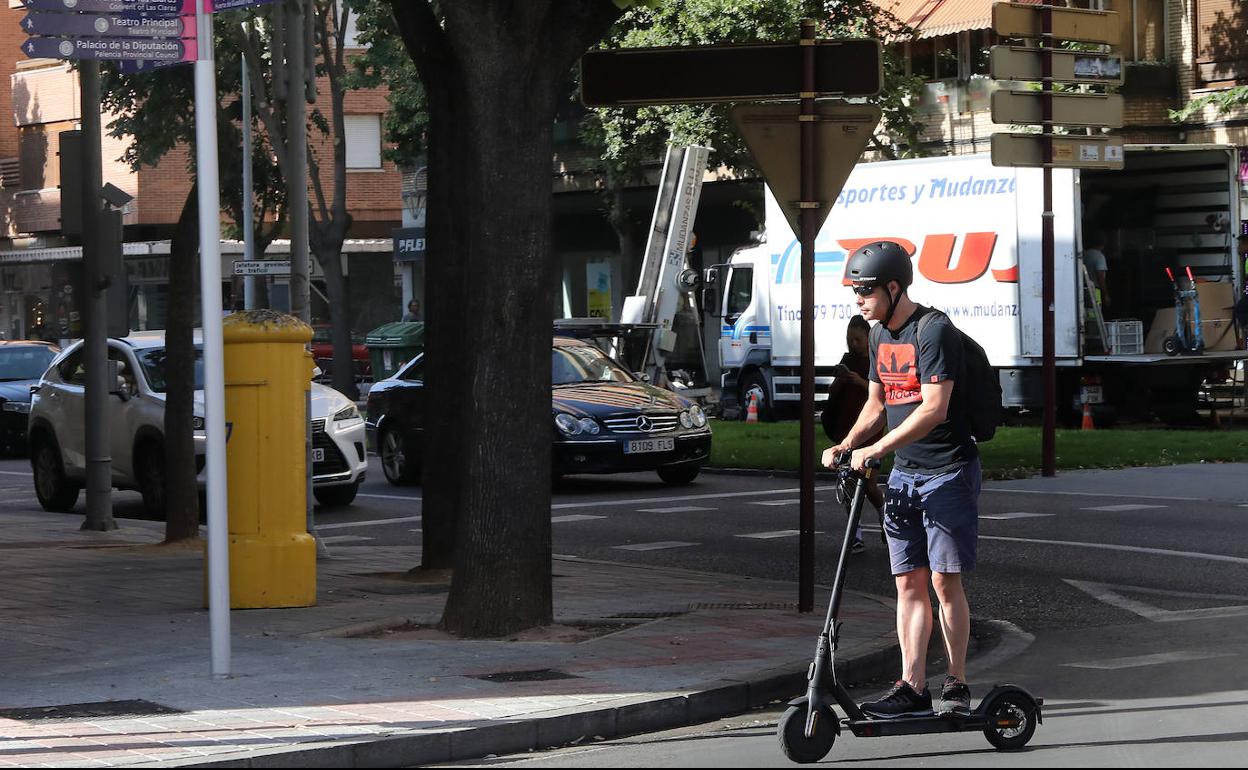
[705,146,1246,423]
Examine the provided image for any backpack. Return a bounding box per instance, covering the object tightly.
[917,309,1003,442]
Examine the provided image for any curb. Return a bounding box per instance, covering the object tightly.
[165,642,903,768]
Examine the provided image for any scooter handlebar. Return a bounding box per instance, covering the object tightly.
[831,451,882,470]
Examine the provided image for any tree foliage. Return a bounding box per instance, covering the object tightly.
[1171,85,1248,123]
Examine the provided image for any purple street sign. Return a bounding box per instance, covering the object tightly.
[21,0,194,15]
[21,35,196,62]
[117,57,186,73]
[22,12,192,38]
[211,0,278,12]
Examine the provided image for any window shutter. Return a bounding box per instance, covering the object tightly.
[344,115,382,169]
[1195,0,1248,83]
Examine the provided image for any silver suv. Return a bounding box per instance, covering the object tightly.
[28,332,367,516]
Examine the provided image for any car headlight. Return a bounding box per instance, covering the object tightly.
[554,413,582,436]
[578,417,600,435]
[334,404,361,422]
[2,401,30,413]
[690,404,707,428]
[191,416,205,430]
[679,410,693,429]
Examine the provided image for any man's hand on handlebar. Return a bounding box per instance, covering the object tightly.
[851,445,885,473]
[821,443,852,469]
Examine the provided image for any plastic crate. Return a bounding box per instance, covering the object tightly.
[1106,320,1144,355]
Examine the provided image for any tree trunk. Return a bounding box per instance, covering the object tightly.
[164,184,201,543]
[315,246,358,400]
[605,169,643,304]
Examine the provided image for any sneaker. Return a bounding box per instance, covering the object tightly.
[935,676,972,716]
[860,680,932,719]
[851,537,865,554]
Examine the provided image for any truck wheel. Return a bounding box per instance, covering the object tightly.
[32,436,79,513]
[739,372,773,422]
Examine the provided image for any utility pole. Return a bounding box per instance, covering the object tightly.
[242,20,257,311]
[79,60,116,533]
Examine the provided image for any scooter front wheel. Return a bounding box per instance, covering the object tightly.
[982,692,1037,751]
[778,704,836,763]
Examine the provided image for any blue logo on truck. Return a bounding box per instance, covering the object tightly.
[773,241,846,284]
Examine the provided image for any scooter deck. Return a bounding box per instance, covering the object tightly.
[845,711,993,737]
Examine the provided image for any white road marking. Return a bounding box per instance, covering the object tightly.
[983,535,1248,566]
[552,486,838,510]
[357,493,423,502]
[1081,504,1167,512]
[0,470,33,477]
[551,515,607,523]
[982,487,1199,502]
[1064,579,1248,623]
[980,512,1054,520]
[635,506,716,513]
[736,530,826,539]
[749,499,823,507]
[317,515,422,531]
[612,541,699,552]
[1065,651,1235,670]
[319,535,373,544]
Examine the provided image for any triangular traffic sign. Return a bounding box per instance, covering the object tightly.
[731,102,880,237]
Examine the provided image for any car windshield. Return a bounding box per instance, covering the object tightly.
[138,346,205,393]
[551,345,634,385]
[0,346,57,381]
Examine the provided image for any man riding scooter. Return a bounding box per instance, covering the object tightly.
[823,241,982,719]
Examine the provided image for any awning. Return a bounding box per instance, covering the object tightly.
[874,0,1041,39]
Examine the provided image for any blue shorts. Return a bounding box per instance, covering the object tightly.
[884,458,981,575]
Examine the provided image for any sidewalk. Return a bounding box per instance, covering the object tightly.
[0,509,897,768]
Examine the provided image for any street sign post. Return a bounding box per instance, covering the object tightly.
[580,39,882,106]
[22,12,191,38]
[232,260,291,276]
[991,90,1124,127]
[22,0,191,12]
[581,24,883,613]
[22,36,196,62]
[990,1,1123,478]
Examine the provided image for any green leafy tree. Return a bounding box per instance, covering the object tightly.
[1171,85,1248,123]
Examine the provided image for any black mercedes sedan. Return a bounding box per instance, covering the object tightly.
[0,340,59,455]
[365,336,712,486]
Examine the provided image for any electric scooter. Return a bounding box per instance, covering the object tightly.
[777,453,1043,763]
[1163,266,1204,356]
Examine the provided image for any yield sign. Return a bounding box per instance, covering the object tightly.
[731,102,881,238]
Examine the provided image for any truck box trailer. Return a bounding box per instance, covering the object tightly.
[705,145,1245,423]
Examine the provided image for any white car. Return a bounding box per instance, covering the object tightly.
[28,331,367,516]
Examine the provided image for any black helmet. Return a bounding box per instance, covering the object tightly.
[846,241,912,289]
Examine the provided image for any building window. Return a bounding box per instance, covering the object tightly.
[1195,0,1247,85]
[345,115,382,169]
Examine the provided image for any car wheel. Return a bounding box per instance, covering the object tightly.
[314,482,360,508]
[379,428,418,486]
[657,465,700,485]
[136,441,168,520]
[32,436,79,513]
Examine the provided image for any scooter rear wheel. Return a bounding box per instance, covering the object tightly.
[982,693,1037,751]
[778,705,836,763]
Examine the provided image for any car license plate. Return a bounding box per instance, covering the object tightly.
[625,437,674,455]
[312,448,325,463]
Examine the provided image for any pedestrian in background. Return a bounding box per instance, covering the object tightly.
[402,299,422,322]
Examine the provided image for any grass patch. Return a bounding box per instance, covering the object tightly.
[708,420,1248,479]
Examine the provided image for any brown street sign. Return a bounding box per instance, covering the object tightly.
[990,46,1124,85]
[992,2,1121,45]
[992,90,1124,128]
[580,39,882,107]
[731,102,881,237]
[991,133,1125,170]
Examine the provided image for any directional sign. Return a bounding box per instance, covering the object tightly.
[991,90,1124,128]
[731,102,881,237]
[22,36,196,62]
[990,46,1124,85]
[992,2,1121,45]
[991,133,1125,170]
[212,0,279,11]
[22,12,191,38]
[233,260,291,276]
[581,39,883,107]
[117,58,185,74]
[21,0,192,14]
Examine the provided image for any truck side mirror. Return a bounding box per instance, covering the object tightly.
[702,266,723,318]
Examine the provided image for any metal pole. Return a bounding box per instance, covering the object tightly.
[79,60,116,532]
[798,18,817,613]
[1041,2,1057,477]
[242,23,257,311]
[195,0,232,678]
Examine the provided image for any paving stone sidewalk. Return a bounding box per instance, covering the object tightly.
[0,510,897,768]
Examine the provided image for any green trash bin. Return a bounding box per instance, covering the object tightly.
[366,321,425,381]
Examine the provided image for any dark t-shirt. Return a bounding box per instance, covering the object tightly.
[869,306,978,473]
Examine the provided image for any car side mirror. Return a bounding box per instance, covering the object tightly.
[702,266,722,318]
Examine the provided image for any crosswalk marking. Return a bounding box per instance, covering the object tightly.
[551,514,607,523]
[736,530,822,540]
[1065,651,1234,670]
[318,515,421,531]
[612,541,698,552]
[1082,504,1166,512]
[750,499,823,507]
[319,535,374,544]
[980,512,1054,520]
[635,506,716,513]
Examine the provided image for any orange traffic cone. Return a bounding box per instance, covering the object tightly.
[1081,401,1095,430]
[746,392,760,424]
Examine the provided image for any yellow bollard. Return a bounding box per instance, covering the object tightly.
[220,310,317,608]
